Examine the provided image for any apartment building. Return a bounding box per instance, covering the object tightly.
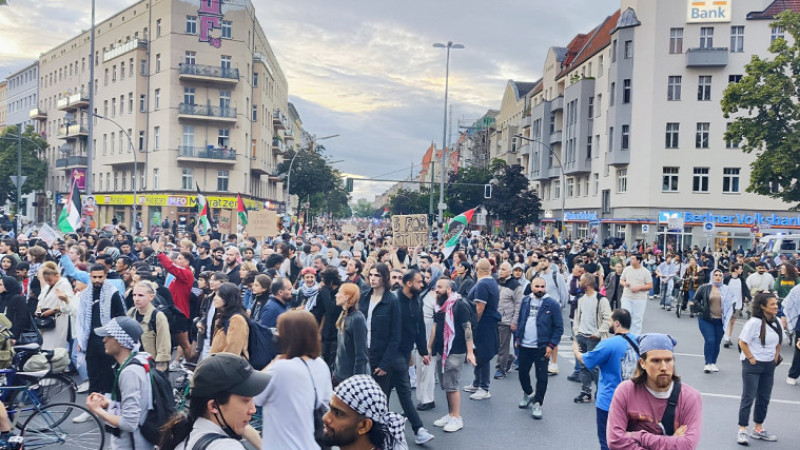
[0,81,7,132]
[6,62,40,132]
[36,0,292,226]
[516,0,797,250]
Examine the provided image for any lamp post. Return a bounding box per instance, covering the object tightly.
[286,134,339,217]
[514,134,566,240]
[433,41,464,235]
[91,113,139,231]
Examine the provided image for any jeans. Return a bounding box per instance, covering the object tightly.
[496,324,513,373]
[374,355,424,433]
[69,336,88,382]
[596,407,609,450]
[517,346,549,405]
[682,290,695,310]
[738,360,776,427]
[621,298,646,336]
[698,317,724,365]
[659,279,673,308]
[788,338,800,379]
[577,335,600,394]
[472,357,492,391]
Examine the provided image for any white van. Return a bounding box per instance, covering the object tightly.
[756,234,800,255]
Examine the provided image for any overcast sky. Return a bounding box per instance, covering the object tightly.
[0,0,619,200]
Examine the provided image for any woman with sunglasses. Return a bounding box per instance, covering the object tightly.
[690,269,734,374]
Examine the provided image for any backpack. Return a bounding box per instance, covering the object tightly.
[619,334,640,381]
[226,315,279,370]
[113,354,177,445]
[152,291,183,334]
[0,314,14,369]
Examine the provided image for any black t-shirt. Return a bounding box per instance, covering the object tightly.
[432,300,471,356]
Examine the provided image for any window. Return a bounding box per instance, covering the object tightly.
[595,94,602,117]
[621,125,630,149]
[696,122,710,148]
[220,91,231,111]
[185,51,196,66]
[114,172,119,191]
[103,134,108,155]
[611,39,617,62]
[252,104,257,121]
[609,126,614,151]
[154,89,161,110]
[598,55,604,76]
[186,16,197,34]
[111,98,116,117]
[554,180,561,199]
[138,131,144,150]
[667,76,682,100]
[217,171,230,191]
[692,167,709,192]
[700,27,714,48]
[602,189,611,213]
[119,96,124,115]
[587,135,592,158]
[567,178,575,198]
[624,40,633,59]
[184,88,195,105]
[139,94,146,112]
[153,126,160,150]
[666,123,680,148]
[183,126,195,147]
[120,62,125,79]
[156,19,162,37]
[662,167,679,192]
[728,74,742,84]
[726,122,741,149]
[218,129,230,147]
[723,168,740,193]
[771,25,784,42]
[730,26,744,52]
[587,96,594,118]
[670,28,684,54]
[104,68,109,85]
[622,79,631,103]
[153,168,159,190]
[155,54,161,72]
[617,168,628,193]
[253,72,258,87]
[593,173,599,195]
[103,100,108,117]
[112,65,117,82]
[221,55,232,70]
[140,59,147,75]
[609,82,616,107]
[129,93,134,113]
[697,76,711,101]
[222,20,232,39]
[181,169,193,190]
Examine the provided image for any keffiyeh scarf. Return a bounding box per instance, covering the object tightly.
[439,291,461,370]
[335,375,406,449]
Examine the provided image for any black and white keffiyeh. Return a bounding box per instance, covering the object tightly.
[103,319,140,351]
[334,375,406,449]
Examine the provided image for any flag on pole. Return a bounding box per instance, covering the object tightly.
[442,208,476,260]
[381,208,389,218]
[236,193,248,225]
[196,183,212,234]
[57,179,82,233]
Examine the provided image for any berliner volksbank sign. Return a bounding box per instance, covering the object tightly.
[687,0,732,23]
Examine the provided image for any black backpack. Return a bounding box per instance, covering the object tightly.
[114,354,177,445]
[224,315,278,370]
[152,291,183,334]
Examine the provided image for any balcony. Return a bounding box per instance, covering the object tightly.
[57,91,90,111]
[57,123,89,139]
[607,149,630,166]
[250,159,271,175]
[177,145,237,163]
[103,38,147,63]
[272,110,288,130]
[686,47,728,68]
[271,137,286,154]
[55,156,87,169]
[549,130,563,145]
[178,63,239,84]
[550,95,564,111]
[564,157,592,175]
[29,108,47,120]
[177,103,237,123]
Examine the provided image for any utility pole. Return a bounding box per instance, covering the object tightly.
[15,123,22,236]
[87,0,95,196]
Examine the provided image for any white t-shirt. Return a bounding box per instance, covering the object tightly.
[254,357,332,450]
[367,298,379,348]
[621,266,651,301]
[738,317,783,362]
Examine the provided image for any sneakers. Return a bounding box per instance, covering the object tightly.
[710,364,720,372]
[443,416,463,433]
[433,414,451,428]
[738,429,749,446]
[574,392,592,404]
[416,402,435,411]
[547,363,559,375]
[463,384,478,393]
[567,373,581,382]
[169,360,183,372]
[469,388,491,400]
[494,369,506,379]
[72,411,93,424]
[787,376,798,386]
[518,393,532,409]
[666,306,672,312]
[704,364,711,373]
[723,339,733,348]
[505,355,517,372]
[414,427,435,445]
[76,381,89,394]
[750,428,777,442]
[531,402,543,419]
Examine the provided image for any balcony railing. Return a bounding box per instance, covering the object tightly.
[179,63,239,82]
[272,137,286,154]
[272,110,288,130]
[56,91,90,111]
[29,108,47,120]
[57,123,89,138]
[56,156,88,168]
[178,103,237,120]
[178,145,237,161]
[686,47,729,68]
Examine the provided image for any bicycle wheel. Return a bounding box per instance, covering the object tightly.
[21,402,104,450]
[12,374,76,429]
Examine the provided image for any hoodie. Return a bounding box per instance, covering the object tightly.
[0,275,32,338]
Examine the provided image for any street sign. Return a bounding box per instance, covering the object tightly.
[667,216,684,230]
[642,224,649,233]
[750,225,759,234]
[438,202,447,211]
[703,221,715,236]
[9,176,27,188]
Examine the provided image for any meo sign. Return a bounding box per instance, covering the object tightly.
[687,0,731,23]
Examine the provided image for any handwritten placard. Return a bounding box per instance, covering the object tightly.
[391,214,429,247]
[246,210,279,238]
[218,210,233,234]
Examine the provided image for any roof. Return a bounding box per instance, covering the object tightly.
[748,0,800,19]
[551,47,568,63]
[616,7,641,29]
[556,10,621,80]
[287,102,300,121]
[512,81,538,99]
[562,33,590,68]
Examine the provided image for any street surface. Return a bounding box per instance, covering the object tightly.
[390,298,799,449]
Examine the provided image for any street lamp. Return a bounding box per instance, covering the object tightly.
[286,134,339,216]
[433,41,464,234]
[514,134,566,240]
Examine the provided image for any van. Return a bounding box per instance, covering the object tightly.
[756,234,800,255]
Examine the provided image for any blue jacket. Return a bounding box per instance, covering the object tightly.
[259,296,288,328]
[514,295,563,349]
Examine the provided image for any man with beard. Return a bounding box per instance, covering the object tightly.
[207,247,225,273]
[463,259,501,401]
[607,334,702,449]
[514,276,563,419]
[260,277,292,328]
[495,262,523,379]
[345,258,368,292]
[389,269,404,291]
[192,241,213,275]
[223,246,242,285]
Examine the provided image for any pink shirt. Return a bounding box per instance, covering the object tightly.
[607,380,703,449]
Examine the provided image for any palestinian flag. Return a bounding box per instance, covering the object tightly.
[381,208,389,218]
[236,192,248,225]
[196,183,212,234]
[442,208,476,260]
[57,179,82,233]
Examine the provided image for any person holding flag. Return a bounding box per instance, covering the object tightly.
[236,193,248,230]
[58,179,82,233]
[442,208,476,261]
[195,183,213,235]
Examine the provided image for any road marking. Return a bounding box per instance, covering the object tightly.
[701,392,800,406]
[674,352,705,358]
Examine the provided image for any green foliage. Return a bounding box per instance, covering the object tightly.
[721,11,800,207]
[276,143,350,217]
[0,125,48,208]
[485,161,541,230]
[388,188,430,215]
[352,198,378,218]
[447,166,492,214]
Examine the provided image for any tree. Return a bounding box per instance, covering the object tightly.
[388,189,429,215]
[446,166,492,214]
[485,159,541,230]
[0,125,48,210]
[276,144,350,217]
[352,198,377,218]
[721,11,800,207]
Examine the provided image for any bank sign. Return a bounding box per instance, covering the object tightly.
[687,0,731,23]
[659,211,800,227]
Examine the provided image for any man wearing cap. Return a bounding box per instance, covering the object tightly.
[86,317,152,449]
[495,262,523,379]
[337,250,353,281]
[193,241,214,275]
[318,374,407,450]
[607,333,703,449]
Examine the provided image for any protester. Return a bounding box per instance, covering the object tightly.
[126,281,171,372]
[464,258,501,400]
[691,269,734,373]
[619,254,653,336]
[333,283,369,385]
[209,282,249,358]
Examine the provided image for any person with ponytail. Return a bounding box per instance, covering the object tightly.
[735,291,783,445]
[333,283,368,385]
[690,269,734,373]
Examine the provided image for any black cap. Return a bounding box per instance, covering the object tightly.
[198,241,211,249]
[190,353,271,398]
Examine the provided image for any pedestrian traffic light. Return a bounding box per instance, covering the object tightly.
[344,177,354,193]
[484,184,492,199]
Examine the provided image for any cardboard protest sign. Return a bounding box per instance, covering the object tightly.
[391,214,429,247]
[246,210,279,238]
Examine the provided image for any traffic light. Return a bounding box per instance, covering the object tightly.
[484,184,492,199]
[344,177,354,193]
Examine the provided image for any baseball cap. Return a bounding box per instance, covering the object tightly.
[94,317,143,350]
[198,241,211,249]
[190,353,271,398]
[512,263,525,271]
[339,251,353,258]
